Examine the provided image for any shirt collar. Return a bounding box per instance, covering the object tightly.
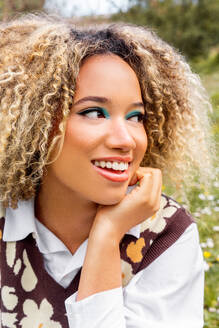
[3,198,141,253]
[3,198,37,242]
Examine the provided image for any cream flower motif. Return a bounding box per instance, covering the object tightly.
[140,195,180,234]
[168,198,181,209]
[5,241,22,275]
[164,198,180,218]
[14,258,22,275]
[21,250,38,292]
[140,196,167,234]
[1,286,18,310]
[121,260,134,287]
[6,242,16,268]
[20,298,62,328]
[2,312,17,328]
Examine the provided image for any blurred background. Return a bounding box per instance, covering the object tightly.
[0,0,218,326]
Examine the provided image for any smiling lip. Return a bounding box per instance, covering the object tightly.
[92,161,130,182]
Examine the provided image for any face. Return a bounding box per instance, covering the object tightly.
[47,54,147,205]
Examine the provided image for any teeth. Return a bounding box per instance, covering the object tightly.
[119,163,126,170]
[93,160,128,171]
[106,161,112,169]
[112,162,119,170]
[100,161,106,168]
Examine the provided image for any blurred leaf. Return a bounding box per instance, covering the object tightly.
[111,0,219,60]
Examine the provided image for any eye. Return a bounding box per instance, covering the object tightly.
[78,107,108,119]
[126,111,146,123]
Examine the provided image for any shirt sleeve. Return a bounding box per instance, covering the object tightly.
[65,223,204,328]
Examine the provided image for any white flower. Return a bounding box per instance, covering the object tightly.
[213,181,219,188]
[20,299,62,328]
[206,238,214,248]
[213,226,219,232]
[214,206,219,212]
[203,261,210,271]
[198,193,206,200]
[200,242,207,248]
[201,207,212,215]
[193,212,201,218]
[207,195,214,201]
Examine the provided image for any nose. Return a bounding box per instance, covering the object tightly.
[105,118,136,152]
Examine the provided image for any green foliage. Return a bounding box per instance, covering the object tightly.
[192,52,219,75]
[186,72,219,327]
[111,0,219,60]
[211,93,219,110]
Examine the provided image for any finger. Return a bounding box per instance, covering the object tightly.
[128,172,138,186]
[128,166,151,186]
[135,167,153,186]
[135,168,162,200]
[148,170,162,207]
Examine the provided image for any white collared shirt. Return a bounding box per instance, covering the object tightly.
[3,199,204,328]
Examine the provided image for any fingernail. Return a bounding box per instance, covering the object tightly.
[129,175,138,186]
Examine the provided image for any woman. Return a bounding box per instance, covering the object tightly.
[0,14,214,328]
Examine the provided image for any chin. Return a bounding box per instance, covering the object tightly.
[99,199,121,206]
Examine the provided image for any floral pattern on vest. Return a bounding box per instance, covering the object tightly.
[0,194,193,327]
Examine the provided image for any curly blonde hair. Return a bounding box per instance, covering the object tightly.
[0,14,215,208]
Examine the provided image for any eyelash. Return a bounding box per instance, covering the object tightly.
[78,107,146,123]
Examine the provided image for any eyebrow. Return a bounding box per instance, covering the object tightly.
[73,96,144,108]
[73,96,109,106]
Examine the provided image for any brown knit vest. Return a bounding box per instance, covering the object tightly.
[0,194,194,327]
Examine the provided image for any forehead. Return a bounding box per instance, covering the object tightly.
[74,54,142,101]
[78,53,137,78]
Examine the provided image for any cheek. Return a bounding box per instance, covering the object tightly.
[64,119,107,160]
[64,120,97,150]
[65,129,88,150]
[136,128,148,159]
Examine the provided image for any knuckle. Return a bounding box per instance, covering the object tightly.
[154,204,160,212]
[146,198,160,212]
[153,168,162,175]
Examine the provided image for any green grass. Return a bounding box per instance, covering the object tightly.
[193,184,219,327]
[192,51,219,77]
[164,62,219,326]
[183,68,219,327]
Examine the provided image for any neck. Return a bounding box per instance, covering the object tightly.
[35,177,98,254]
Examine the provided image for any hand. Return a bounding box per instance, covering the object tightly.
[90,167,162,243]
